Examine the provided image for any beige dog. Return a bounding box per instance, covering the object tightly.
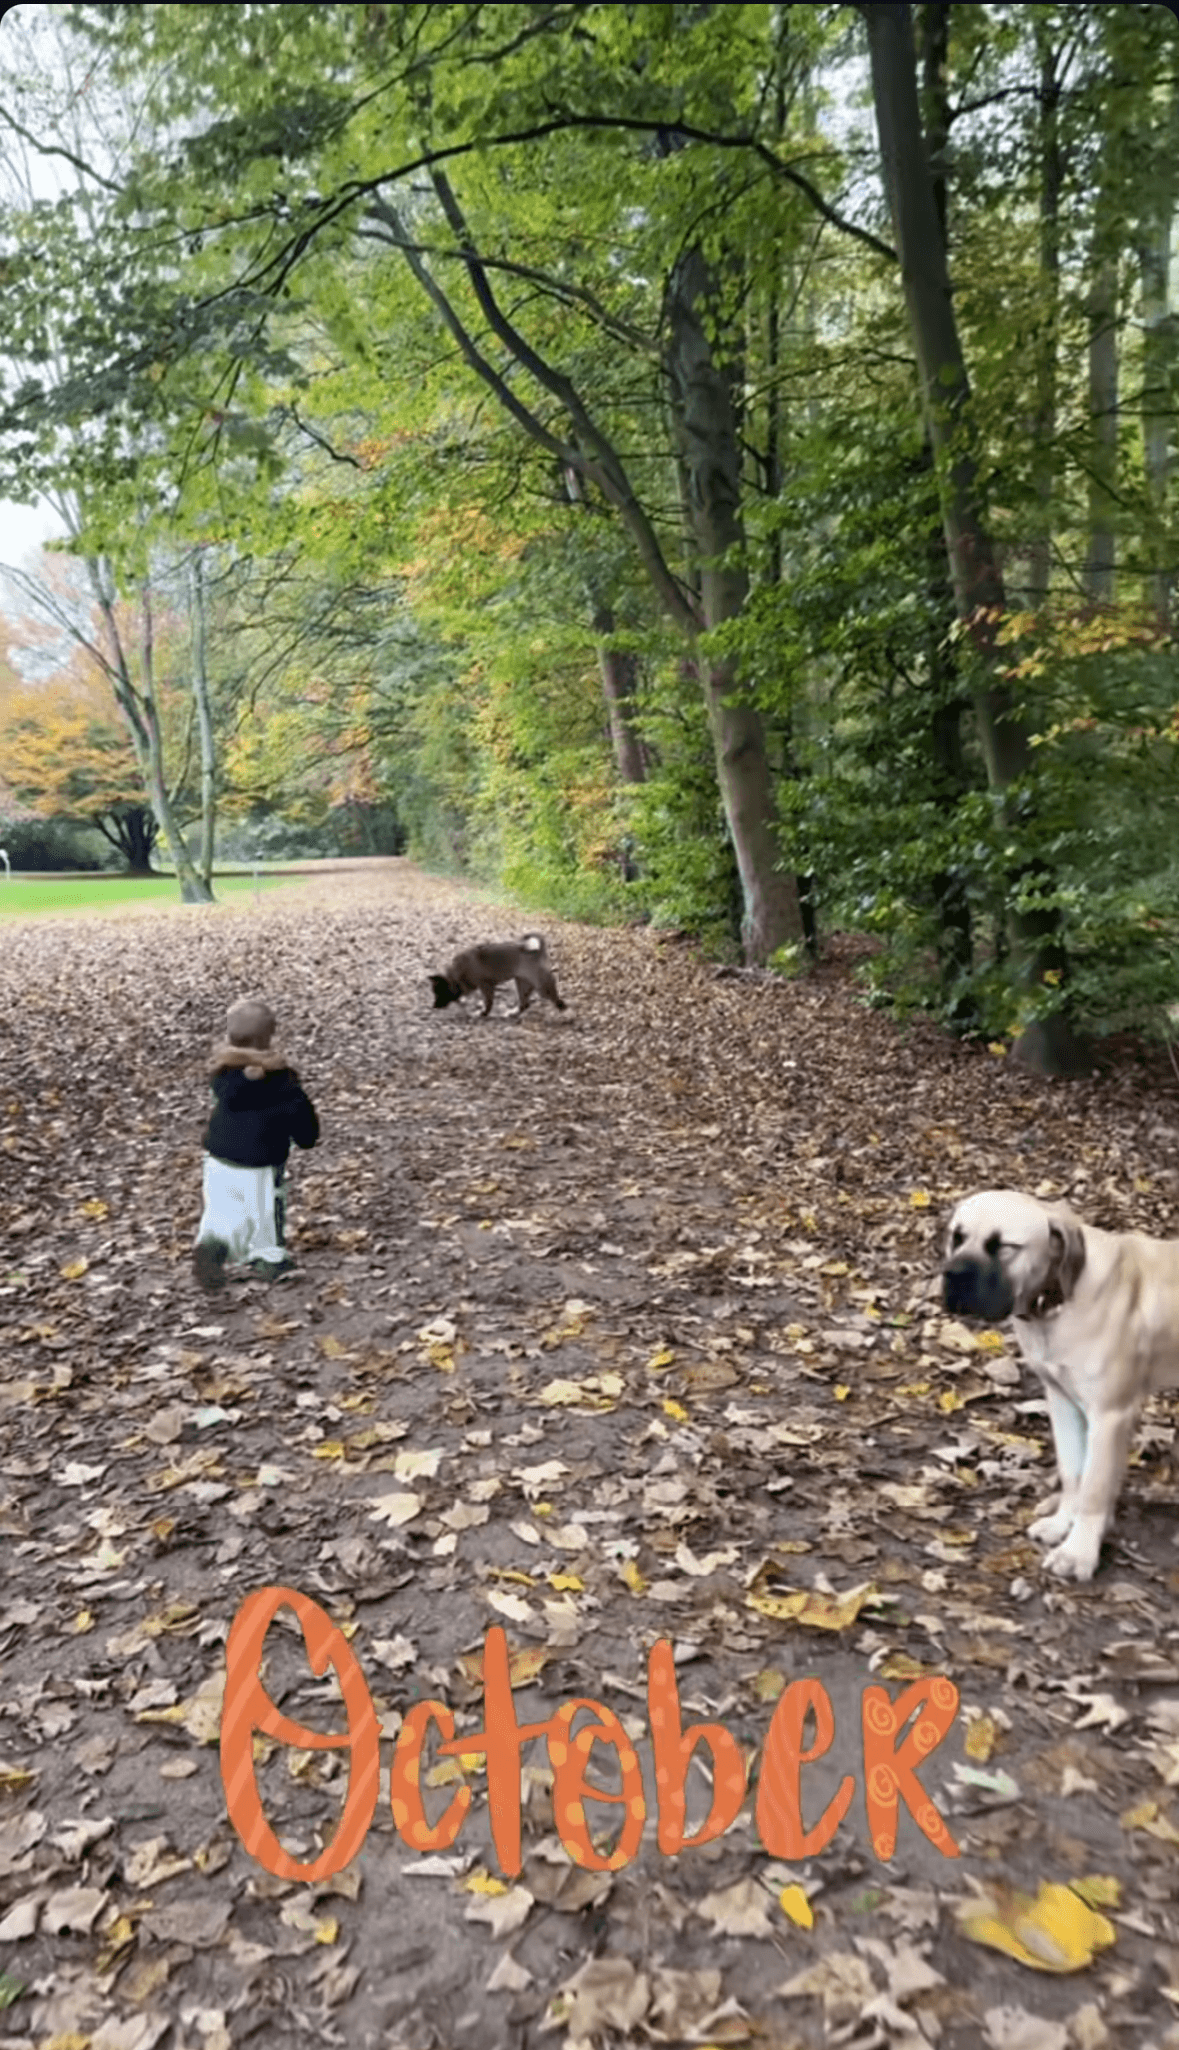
[430,934,566,1019]
[943,1189,1179,1581]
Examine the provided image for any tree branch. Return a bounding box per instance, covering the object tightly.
[0,104,125,194]
[366,190,700,634]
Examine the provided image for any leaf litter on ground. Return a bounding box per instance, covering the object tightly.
[2,861,1179,2046]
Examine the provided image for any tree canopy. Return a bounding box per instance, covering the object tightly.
[0,1,1175,1053]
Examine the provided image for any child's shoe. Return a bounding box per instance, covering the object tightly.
[193,1237,229,1292]
[248,1254,297,1281]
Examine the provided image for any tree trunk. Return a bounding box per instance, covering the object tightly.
[1083,220,1118,602]
[190,548,218,885]
[591,606,647,785]
[1026,21,1062,613]
[916,2,950,245]
[915,5,974,1016]
[559,467,648,786]
[98,804,158,874]
[665,247,804,960]
[1140,74,1178,625]
[864,1,1084,1073]
[88,561,215,904]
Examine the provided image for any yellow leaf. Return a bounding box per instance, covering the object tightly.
[897,1381,932,1398]
[313,1440,347,1461]
[752,1668,786,1703]
[964,1716,997,1763]
[747,1565,878,1631]
[646,1347,676,1372]
[621,1559,646,1595]
[834,1385,851,1402]
[548,1572,583,1593]
[425,1758,468,1788]
[81,1198,109,1220]
[0,1762,36,1793]
[987,1042,1008,1057]
[1120,1800,1157,1830]
[938,1389,966,1413]
[878,1652,945,1681]
[662,1398,689,1422]
[464,1869,509,1896]
[71,1610,94,1635]
[956,1881,1116,1973]
[1072,1874,1121,1910]
[318,1335,350,1359]
[778,1884,814,1929]
[909,1190,932,1209]
[60,1258,89,1281]
[508,1646,550,1687]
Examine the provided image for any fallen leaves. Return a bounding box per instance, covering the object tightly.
[956,1880,1117,1972]
[5,865,1179,2048]
[746,1565,881,1631]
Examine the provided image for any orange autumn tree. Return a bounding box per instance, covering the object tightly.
[0,643,166,872]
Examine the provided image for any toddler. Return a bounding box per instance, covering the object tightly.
[193,996,319,1291]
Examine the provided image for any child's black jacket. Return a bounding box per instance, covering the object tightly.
[202,1067,319,1169]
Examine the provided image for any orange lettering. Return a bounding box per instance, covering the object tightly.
[437,1627,550,1876]
[220,1585,379,1882]
[647,1638,747,1852]
[391,1701,472,1852]
[548,1698,645,1871]
[861,1678,960,1862]
[756,1677,853,1860]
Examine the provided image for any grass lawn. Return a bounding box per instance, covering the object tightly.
[0,873,296,917]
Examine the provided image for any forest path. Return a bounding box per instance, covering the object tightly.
[2,857,1177,2049]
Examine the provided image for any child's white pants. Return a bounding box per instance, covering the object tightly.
[196,1155,286,1265]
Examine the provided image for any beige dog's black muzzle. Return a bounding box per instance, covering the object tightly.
[942,1255,1014,1323]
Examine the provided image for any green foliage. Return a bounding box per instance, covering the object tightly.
[2,3,1176,1025]
[0,814,108,872]
[621,661,743,951]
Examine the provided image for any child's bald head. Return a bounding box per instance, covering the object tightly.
[226,998,276,1051]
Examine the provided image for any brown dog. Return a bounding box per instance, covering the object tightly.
[430,934,566,1019]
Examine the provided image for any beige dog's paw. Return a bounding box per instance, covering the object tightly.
[1028,1509,1073,1547]
[1043,1516,1103,1582]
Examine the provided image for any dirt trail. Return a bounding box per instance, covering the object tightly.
[1,859,1177,2049]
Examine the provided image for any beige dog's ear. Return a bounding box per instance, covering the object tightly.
[1048,1211,1086,1300]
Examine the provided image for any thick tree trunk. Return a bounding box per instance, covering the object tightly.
[915,6,974,1015]
[864,1,1084,1073]
[98,804,158,874]
[665,248,804,961]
